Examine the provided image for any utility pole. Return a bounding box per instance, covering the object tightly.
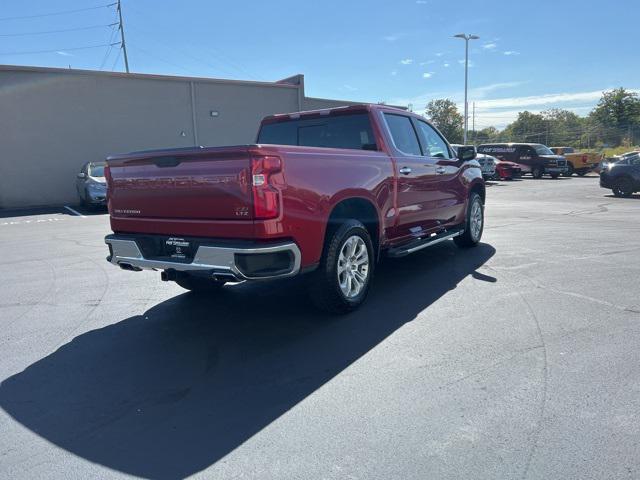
[472,102,476,143]
[454,33,479,144]
[117,0,130,73]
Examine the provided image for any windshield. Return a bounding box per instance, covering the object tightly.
[89,163,105,177]
[533,145,554,155]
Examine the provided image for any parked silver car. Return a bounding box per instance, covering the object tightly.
[76,161,107,206]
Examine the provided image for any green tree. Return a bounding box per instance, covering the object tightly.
[425,99,464,143]
[589,88,640,146]
[472,126,499,144]
[501,111,546,143]
[541,108,585,147]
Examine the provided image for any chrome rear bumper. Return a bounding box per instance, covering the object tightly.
[105,235,301,281]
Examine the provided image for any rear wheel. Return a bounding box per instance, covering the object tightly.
[532,167,543,179]
[174,274,226,293]
[612,177,634,198]
[577,170,588,177]
[454,192,484,248]
[309,219,374,314]
[550,173,560,179]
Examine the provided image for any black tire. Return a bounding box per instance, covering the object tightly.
[309,219,374,314]
[577,170,588,177]
[612,177,634,198]
[563,163,574,177]
[174,274,226,293]
[532,167,543,179]
[550,173,560,179]
[454,192,484,249]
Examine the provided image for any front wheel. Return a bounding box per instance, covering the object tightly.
[309,219,374,314]
[612,178,634,198]
[454,192,484,248]
[532,167,543,179]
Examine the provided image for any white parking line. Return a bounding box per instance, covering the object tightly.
[63,206,86,218]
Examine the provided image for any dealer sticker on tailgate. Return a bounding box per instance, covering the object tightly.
[165,237,191,259]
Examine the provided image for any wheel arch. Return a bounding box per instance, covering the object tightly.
[469,181,486,204]
[324,196,382,259]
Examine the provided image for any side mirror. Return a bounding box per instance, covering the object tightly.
[457,145,476,161]
[77,172,87,179]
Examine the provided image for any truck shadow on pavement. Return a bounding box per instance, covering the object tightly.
[0,242,495,480]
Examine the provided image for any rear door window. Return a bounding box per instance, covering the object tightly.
[257,113,377,151]
[384,113,422,156]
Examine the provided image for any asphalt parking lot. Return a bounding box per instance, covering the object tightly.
[1,176,639,480]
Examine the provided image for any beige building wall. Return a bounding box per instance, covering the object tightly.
[0,66,357,209]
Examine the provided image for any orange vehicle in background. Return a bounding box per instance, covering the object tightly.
[551,147,602,176]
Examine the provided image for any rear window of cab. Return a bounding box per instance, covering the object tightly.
[258,113,377,151]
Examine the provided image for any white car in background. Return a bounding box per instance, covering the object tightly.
[451,144,495,179]
[476,154,497,179]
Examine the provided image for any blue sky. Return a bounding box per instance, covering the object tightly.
[1,0,638,128]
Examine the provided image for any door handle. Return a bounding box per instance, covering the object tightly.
[436,166,446,175]
[399,166,412,175]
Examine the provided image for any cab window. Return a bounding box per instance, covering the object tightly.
[414,120,452,159]
[384,113,422,156]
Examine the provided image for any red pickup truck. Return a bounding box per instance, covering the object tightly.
[104,104,485,313]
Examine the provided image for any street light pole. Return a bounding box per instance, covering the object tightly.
[454,33,479,144]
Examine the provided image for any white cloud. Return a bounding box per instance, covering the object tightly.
[416,0,428,4]
[391,70,398,76]
[471,81,524,98]
[435,52,444,57]
[503,51,520,56]
[388,84,634,127]
[55,51,73,57]
[383,35,399,42]
[443,63,450,67]
[419,60,435,65]
[342,84,358,92]
[423,72,434,79]
[400,58,413,65]
[482,43,497,50]
[473,90,617,110]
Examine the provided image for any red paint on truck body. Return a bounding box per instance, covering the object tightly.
[106,104,483,268]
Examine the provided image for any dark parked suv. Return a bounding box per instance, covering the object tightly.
[600,154,640,197]
[477,143,567,179]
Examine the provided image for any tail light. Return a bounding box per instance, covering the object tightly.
[251,155,283,219]
[582,154,588,163]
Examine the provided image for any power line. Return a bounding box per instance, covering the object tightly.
[129,44,200,75]
[99,24,120,69]
[0,3,117,22]
[0,42,120,56]
[110,48,122,71]
[0,23,117,37]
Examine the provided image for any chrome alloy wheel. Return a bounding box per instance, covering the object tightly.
[470,198,483,242]
[337,235,370,298]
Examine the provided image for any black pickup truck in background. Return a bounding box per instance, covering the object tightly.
[477,143,568,179]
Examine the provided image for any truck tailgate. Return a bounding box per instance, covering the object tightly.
[107,147,252,222]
